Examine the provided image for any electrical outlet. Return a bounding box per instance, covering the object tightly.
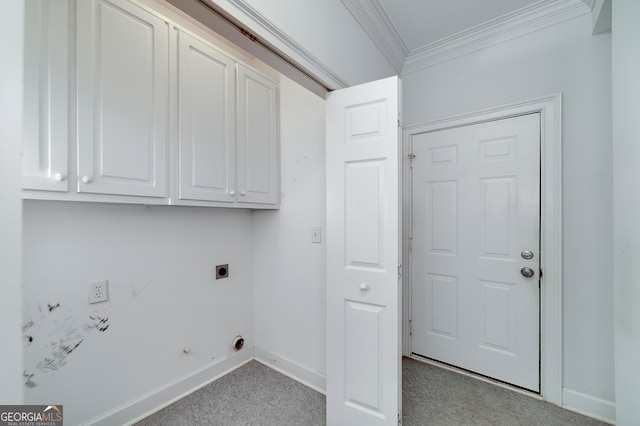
[89,280,109,304]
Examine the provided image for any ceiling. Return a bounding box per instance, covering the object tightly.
[375,0,540,53]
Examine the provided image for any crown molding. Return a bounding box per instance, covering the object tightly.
[582,0,596,11]
[402,0,591,75]
[340,0,407,74]
[200,0,348,89]
[197,0,593,87]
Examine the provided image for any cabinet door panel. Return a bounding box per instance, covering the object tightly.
[77,0,168,197]
[177,31,236,202]
[237,65,278,205]
[22,0,68,192]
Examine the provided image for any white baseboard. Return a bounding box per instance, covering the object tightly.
[84,349,253,426]
[562,388,616,425]
[253,346,326,394]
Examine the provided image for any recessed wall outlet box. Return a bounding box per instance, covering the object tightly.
[89,280,109,304]
[216,264,229,279]
[311,226,321,243]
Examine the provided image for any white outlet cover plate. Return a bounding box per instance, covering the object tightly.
[89,280,109,304]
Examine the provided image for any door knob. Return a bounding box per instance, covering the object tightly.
[521,267,535,278]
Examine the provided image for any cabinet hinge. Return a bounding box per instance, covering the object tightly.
[398,264,403,279]
[398,409,402,425]
[409,320,413,336]
[409,237,413,253]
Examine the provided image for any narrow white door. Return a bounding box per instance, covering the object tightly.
[326,76,401,425]
[177,30,236,203]
[237,64,278,205]
[411,113,540,391]
[77,0,168,197]
[22,0,68,192]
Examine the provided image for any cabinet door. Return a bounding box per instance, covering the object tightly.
[77,0,168,198]
[237,65,279,205]
[22,0,68,192]
[177,31,236,203]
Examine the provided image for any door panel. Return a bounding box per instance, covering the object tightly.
[22,0,68,192]
[77,0,168,197]
[177,30,235,202]
[411,113,540,391]
[344,300,385,416]
[237,65,278,205]
[345,160,385,268]
[326,76,400,425]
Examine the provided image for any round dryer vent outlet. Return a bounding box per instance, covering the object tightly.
[232,335,244,351]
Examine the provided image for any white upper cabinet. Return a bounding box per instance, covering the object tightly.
[22,0,68,192]
[176,30,236,203]
[237,65,279,205]
[22,0,279,208]
[76,0,169,198]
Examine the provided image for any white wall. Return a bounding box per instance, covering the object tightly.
[17,1,330,423]
[402,13,614,418]
[22,203,254,425]
[252,75,327,388]
[0,0,24,405]
[612,1,640,425]
[211,0,397,87]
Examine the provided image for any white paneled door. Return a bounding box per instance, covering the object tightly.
[411,113,541,391]
[177,30,236,203]
[22,0,68,192]
[237,64,278,205]
[326,76,401,425]
[77,0,168,197]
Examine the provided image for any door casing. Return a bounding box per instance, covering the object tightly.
[401,94,562,404]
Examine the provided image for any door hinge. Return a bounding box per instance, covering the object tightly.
[408,153,416,169]
[539,268,543,288]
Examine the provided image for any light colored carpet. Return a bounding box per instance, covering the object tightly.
[136,358,608,426]
[402,357,607,426]
[135,360,325,426]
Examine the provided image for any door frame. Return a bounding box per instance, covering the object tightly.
[402,94,562,405]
